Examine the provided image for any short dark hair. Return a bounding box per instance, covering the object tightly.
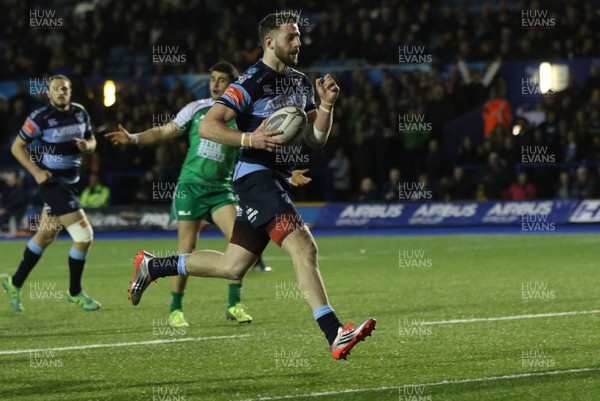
[258,12,299,45]
[209,62,238,82]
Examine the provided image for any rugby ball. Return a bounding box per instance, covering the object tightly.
[265,107,308,145]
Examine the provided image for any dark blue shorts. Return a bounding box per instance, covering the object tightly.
[232,170,297,228]
[38,181,81,217]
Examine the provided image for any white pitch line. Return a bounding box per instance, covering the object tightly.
[239,367,600,401]
[421,309,600,326]
[0,334,250,356]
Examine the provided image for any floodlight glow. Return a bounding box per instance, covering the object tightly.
[539,62,552,94]
[103,80,116,107]
[512,125,522,136]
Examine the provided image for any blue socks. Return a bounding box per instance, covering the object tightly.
[177,254,188,276]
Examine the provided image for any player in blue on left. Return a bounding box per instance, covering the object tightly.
[2,75,101,312]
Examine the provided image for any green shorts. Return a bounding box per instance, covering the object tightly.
[169,183,237,222]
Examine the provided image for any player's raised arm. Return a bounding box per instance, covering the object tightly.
[304,74,339,149]
[200,102,284,152]
[105,122,182,146]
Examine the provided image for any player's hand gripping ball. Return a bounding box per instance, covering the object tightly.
[264,107,308,145]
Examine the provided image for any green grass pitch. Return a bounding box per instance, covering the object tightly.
[1,233,599,401]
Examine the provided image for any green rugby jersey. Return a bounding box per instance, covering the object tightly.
[172,98,239,187]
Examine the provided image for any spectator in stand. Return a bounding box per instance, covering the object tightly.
[415,172,438,201]
[482,87,512,141]
[570,166,596,200]
[562,130,580,163]
[425,85,452,141]
[153,145,177,180]
[477,151,510,200]
[9,82,35,112]
[365,114,393,185]
[457,57,501,109]
[349,130,371,185]
[79,174,110,208]
[503,171,537,200]
[134,170,156,204]
[584,65,600,98]
[456,136,479,165]
[2,1,599,80]
[0,96,10,147]
[6,100,29,146]
[584,136,600,163]
[539,110,558,143]
[328,148,351,202]
[444,166,473,200]
[587,109,600,139]
[381,167,402,202]
[353,177,378,202]
[0,172,27,233]
[554,171,571,200]
[2,1,600,205]
[402,108,430,181]
[499,134,519,179]
[489,124,508,147]
[425,139,443,183]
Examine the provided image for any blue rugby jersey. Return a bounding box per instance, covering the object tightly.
[217,59,316,180]
[19,102,92,184]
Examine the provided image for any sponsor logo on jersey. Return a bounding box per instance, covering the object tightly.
[237,68,257,85]
[48,123,86,139]
[224,86,244,106]
[23,119,37,136]
[178,211,192,216]
[265,94,307,112]
[197,140,225,162]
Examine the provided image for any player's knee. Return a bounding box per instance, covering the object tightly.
[225,259,247,280]
[227,269,244,281]
[75,240,93,252]
[305,237,318,258]
[222,262,245,280]
[66,220,94,243]
[177,237,196,254]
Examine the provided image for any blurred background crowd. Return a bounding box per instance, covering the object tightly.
[1,0,599,215]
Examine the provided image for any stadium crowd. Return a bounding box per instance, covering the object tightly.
[2,0,599,77]
[1,0,599,206]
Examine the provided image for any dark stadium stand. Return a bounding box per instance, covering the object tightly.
[1,0,599,207]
